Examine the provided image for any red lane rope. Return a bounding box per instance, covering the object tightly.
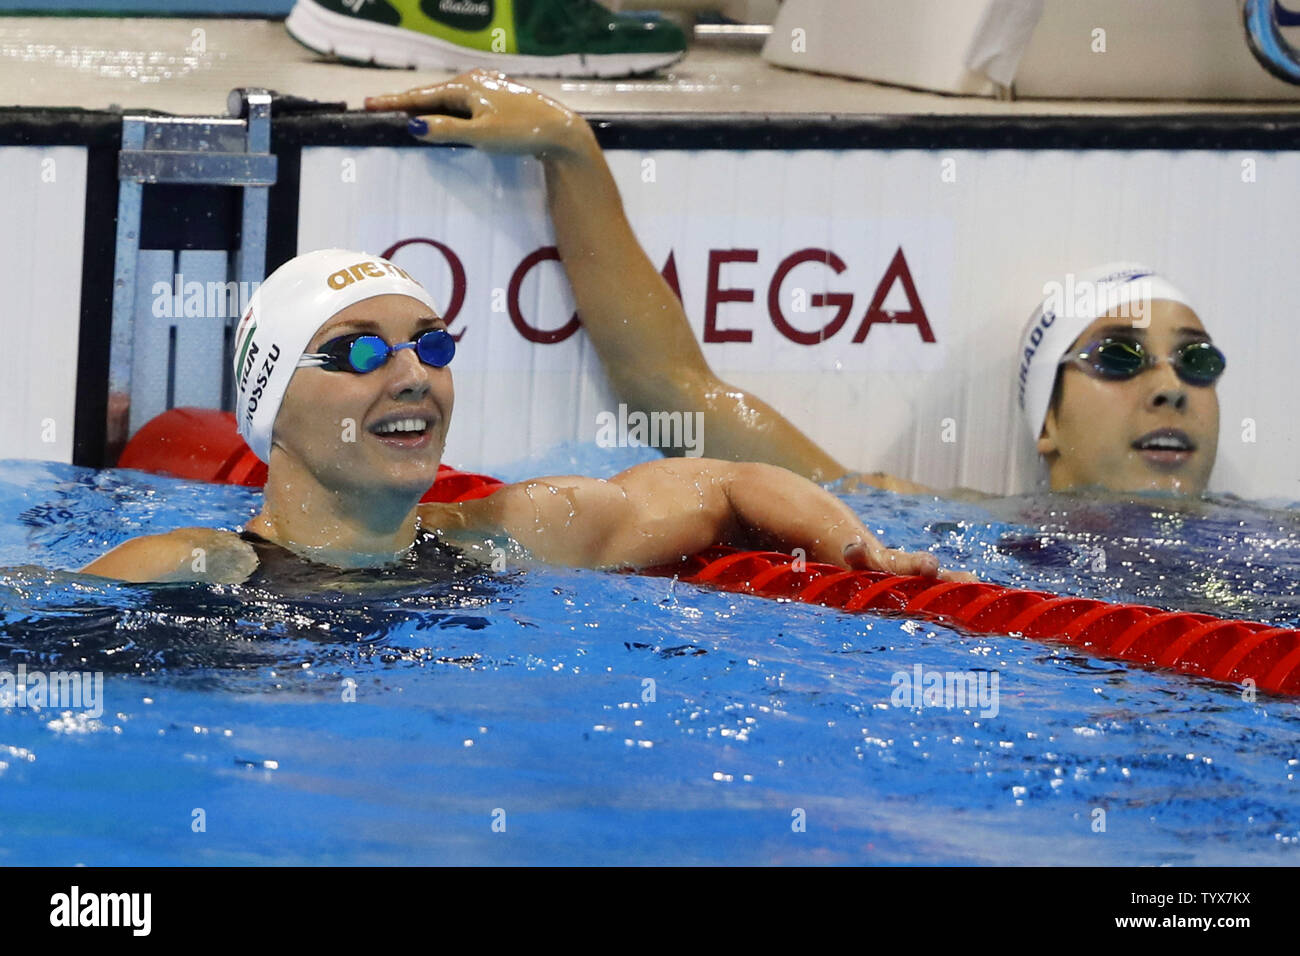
[641,547,1300,697]
[120,408,1300,697]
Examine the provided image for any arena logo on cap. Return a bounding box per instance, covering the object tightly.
[327,259,419,291]
[1040,270,1154,324]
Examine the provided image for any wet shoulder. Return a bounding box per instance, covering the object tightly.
[170,527,259,583]
[81,527,254,584]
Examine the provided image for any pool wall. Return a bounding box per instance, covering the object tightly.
[4,109,1300,496]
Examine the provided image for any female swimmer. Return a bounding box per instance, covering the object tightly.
[80,249,967,584]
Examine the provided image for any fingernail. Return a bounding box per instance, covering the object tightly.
[408,117,428,136]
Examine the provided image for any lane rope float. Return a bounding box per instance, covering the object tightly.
[119,407,1300,697]
[640,547,1300,697]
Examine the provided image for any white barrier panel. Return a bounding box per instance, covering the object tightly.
[765,0,1300,100]
[0,146,86,464]
[298,146,1299,500]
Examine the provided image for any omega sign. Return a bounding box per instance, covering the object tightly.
[382,238,936,346]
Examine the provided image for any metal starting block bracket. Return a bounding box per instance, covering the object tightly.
[108,89,276,450]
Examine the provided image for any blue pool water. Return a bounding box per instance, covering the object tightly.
[1,445,1299,865]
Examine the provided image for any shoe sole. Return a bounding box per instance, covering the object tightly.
[286,0,687,78]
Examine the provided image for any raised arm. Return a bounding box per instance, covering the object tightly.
[366,71,928,492]
[424,456,969,579]
[533,104,857,483]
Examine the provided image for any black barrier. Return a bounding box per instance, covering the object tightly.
[0,108,122,468]
[273,108,1300,150]
[0,864,1285,940]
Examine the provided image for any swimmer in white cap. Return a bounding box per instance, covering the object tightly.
[82,248,968,584]
[377,72,1225,498]
[1016,262,1223,495]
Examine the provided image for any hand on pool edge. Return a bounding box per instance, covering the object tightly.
[364,69,594,160]
[843,540,977,582]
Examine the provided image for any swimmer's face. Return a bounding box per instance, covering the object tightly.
[1039,300,1220,496]
[274,294,453,495]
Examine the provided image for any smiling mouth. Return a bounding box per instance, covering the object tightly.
[1132,429,1196,468]
[368,416,433,447]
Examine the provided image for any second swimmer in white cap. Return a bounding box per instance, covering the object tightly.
[82,248,973,583]
[1016,262,1226,496]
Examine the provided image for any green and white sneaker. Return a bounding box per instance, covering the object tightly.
[286,0,688,77]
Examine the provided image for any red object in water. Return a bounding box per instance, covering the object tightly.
[120,408,1300,696]
[644,548,1300,698]
[116,407,504,503]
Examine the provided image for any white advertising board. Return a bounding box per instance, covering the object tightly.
[0,146,86,465]
[298,145,1299,500]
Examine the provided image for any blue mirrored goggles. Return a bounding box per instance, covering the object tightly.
[297,329,456,374]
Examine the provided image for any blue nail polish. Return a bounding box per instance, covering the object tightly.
[408,117,428,136]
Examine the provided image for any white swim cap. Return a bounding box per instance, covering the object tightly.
[233,249,440,463]
[1016,261,1195,443]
